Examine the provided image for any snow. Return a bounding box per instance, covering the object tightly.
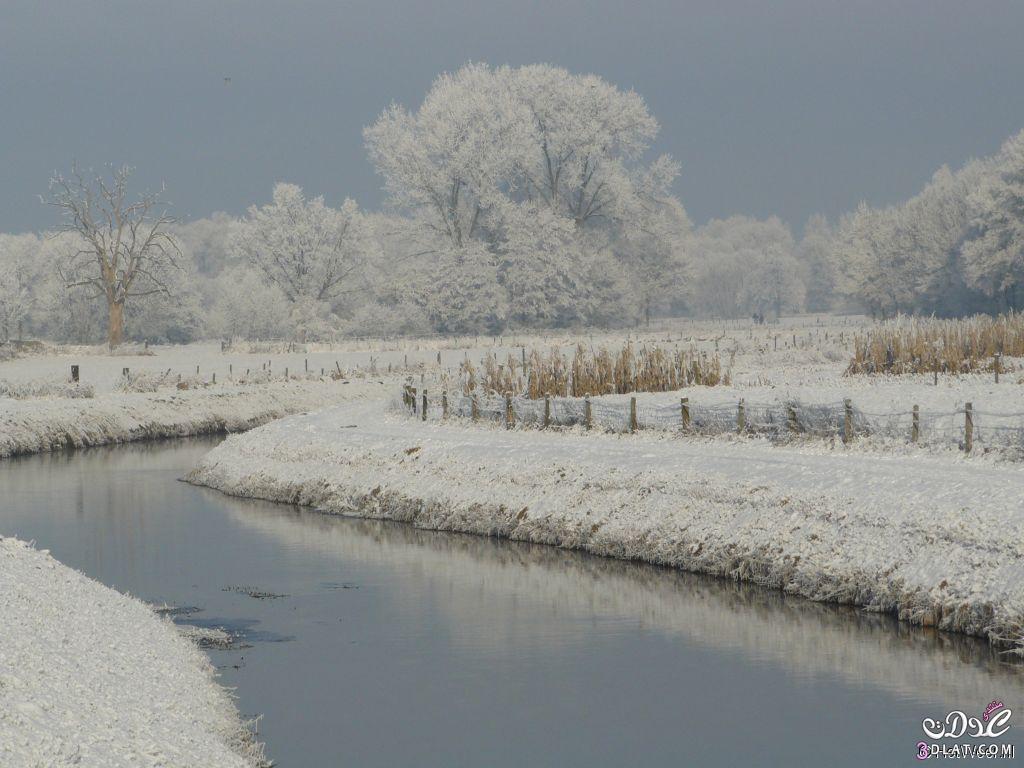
[0,536,265,767]
[0,378,385,458]
[188,400,1024,647]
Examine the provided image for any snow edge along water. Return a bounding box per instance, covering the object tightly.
[185,402,1024,653]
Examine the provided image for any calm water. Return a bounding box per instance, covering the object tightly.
[1,439,1020,767]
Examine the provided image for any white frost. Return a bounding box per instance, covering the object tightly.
[0,536,265,767]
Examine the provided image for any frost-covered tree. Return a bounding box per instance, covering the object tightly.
[691,216,801,319]
[230,183,375,339]
[364,63,687,330]
[962,130,1024,311]
[796,215,835,312]
[0,233,43,342]
[45,165,181,348]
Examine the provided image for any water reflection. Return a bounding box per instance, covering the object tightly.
[222,501,1023,707]
[3,438,1022,767]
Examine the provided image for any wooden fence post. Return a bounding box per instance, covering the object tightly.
[543,395,551,429]
[412,387,418,415]
[737,399,746,433]
[584,395,593,431]
[71,364,79,382]
[471,393,479,421]
[964,402,973,453]
[995,353,1001,384]
[680,397,690,431]
[212,372,216,384]
[505,391,514,429]
[122,367,129,378]
[629,396,638,433]
[422,389,428,421]
[843,399,852,444]
[442,391,449,420]
[912,404,919,443]
[304,358,308,372]
[786,404,798,436]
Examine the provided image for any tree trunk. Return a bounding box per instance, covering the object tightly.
[108,300,125,348]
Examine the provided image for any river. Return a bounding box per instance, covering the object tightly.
[1,438,1020,766]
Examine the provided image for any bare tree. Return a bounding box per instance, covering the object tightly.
[46,165,180,347]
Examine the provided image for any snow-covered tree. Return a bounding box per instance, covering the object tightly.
[230,183,375,339]
[364,63,687,330]
[691,216,801,319]
[962,130,1024,311]
[0,233,43,342]
[45,165,182,348]
[796,215,835,312]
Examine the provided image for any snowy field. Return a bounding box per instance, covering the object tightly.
[0,536,265,767]
[3,314,1022,457]
[188,400,1024,648]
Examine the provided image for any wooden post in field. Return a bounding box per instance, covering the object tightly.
[196,365,200,374]
[584,394,593,430]
[441,391,448,420]
[629,396,638,433]
[285,367,289,379]
[71,364,79,383]
[995,353,1001,383]
[412,387,418,415]
[505,391,514,429]
[212,372,216,384]
[229,364,233,377]
[912,404,919,443]
[964,402,973,453]
[680,397,690,431]
[471,393,480,422]
[422,390,428,421]
[437,351,441,365]
[737,399,746,433]
[304,358,308,372]
[787,404,798,436]
[843,399,852,444]
[933,357,938,386]
[122,367,129,378]
[543,395,551,428]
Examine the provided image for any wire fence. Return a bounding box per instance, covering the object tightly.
[399,386,1024,454]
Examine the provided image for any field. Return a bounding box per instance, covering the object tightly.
[3,313,1023,457]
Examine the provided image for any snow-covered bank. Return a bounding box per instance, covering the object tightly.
[0,536,264,767]
[0,378,384,458]
[188,402,1024,648]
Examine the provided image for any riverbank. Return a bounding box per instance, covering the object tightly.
[0,378,385,458]
[0,535,266,767]
[188,401,1024,649]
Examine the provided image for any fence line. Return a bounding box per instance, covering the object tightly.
[400,386,1024,454]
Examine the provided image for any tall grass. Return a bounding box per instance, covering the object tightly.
[846,313,1024,375]
[460,343,729,397]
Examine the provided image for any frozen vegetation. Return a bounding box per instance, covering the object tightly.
[0,536,265,767]
[187,400,1024,649]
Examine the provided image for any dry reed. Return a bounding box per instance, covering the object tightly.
[846,313,1024,375]
[461,343,729,397]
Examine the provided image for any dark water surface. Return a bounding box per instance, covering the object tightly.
[1,439,1020,767]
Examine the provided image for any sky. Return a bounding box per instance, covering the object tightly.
[2,0,1023,234]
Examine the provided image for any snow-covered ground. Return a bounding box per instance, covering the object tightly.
[0,378,385,458]
[0,536,265,767]
[188,400,1024,648]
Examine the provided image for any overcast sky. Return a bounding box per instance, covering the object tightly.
[2,0,1023,233]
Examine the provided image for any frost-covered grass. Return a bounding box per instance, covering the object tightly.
[0,535,266,767]
[0,378,385,458]
[188,401,1024,649]
[0,378,95,399]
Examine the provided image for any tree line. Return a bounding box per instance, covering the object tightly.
[1,63,1022,346]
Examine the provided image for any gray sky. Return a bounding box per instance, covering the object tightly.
[2,0,1023,233]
